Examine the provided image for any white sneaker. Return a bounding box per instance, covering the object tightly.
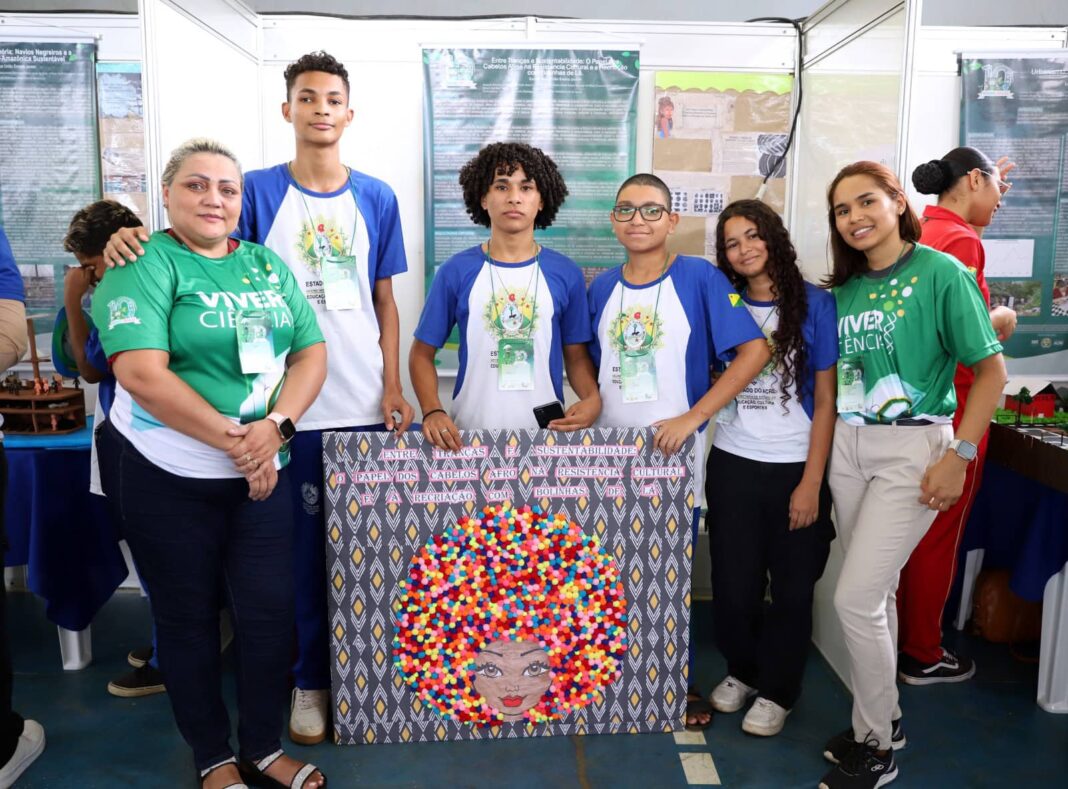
[0,719,45,789]
[709,675,757,713]
[289,688,329,745]
[741,697,790,737]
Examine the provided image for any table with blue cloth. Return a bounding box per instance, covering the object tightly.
[955,423,1068,713]
[3,418,128,668]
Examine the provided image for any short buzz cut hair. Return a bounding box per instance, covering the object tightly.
[64,200,142,257]
[284,51,350,99]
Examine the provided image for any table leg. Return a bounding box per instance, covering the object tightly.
[57,625,92,671]
[954,548,986,631]
[1037,560,1068,714]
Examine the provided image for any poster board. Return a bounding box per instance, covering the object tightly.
[324,427,695,744]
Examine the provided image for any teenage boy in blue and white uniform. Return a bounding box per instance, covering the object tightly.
[410,142,600,448]
[103,52,413,746]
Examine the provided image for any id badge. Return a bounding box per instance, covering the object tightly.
[715,399,737,425]
[621,350,658,403]
[497,337,535,391]
[322,254,361,311]
[836,356,866,413]
[236,310,278,375]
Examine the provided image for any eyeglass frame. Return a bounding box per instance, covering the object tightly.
[977,168,1011,195]
[611,203,670,222]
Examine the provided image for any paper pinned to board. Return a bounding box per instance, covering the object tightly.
[982,238,1034,278]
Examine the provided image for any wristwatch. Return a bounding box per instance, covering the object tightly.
[266,412,297,446]
[948,438,978,463]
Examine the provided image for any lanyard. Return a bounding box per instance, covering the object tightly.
[486,240,541,340]
[842,242,912,320]
[618,253,670,348]
[288,163,359,259]
[743,300,776,335]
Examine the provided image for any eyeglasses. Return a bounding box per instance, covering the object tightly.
[612,204,668,222]
[979,169,1012,195]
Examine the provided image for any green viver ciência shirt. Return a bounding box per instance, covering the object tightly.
[92,231,324,478]
[834,244,1002,425]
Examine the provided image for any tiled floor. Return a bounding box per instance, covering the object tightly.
[7,591,1067,787]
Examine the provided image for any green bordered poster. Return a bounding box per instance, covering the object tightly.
[0,41,100,331]
[961,52,1068,361]
[652,71,793,261]
[97,62,147,221]
[422,49,639,368]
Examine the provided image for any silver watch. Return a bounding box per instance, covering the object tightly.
[948,438,978,463]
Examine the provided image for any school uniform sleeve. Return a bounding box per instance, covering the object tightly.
[83,327,109,377]
[91,244,176,355]
[0,226,25,302]
[413,262,457,348]
[270,247,324,353]
[586,271,616,372]
[935,262,1002,367]
[237,179,256,242]
[809,285,839,371]
[705,264,763,361]
[559,262,592,345]
[370,183,408,279]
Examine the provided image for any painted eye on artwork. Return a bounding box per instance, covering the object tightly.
[476,663,502,678]
[523,662,550,678]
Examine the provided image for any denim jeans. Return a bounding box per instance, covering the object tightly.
[98,422,295,771]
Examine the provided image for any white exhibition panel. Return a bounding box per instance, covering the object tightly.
[0,13,141,60]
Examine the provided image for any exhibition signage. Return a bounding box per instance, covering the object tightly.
[960,52,1068,360]
[324,427,694,744]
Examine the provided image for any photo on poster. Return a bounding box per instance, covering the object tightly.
[989,280,1043,317]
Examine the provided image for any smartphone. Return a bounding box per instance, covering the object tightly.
[533,400,566,429]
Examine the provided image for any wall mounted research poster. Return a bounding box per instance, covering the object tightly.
[652,72,793,262]
[323,428,695,744]
[961,52,1068,360]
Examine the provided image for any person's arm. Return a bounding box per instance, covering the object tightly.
[550,344,602,431]
[409,338,461,451]
[0,299,28,373]
[652,336,770,455]
[920,353,1007,510]
[789,367,836,529]
[62,267,104,383]
[373,277,414,432]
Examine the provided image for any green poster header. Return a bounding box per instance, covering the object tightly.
[655,71,793,94]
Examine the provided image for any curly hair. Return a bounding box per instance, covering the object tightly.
[284,50,350,99]
[459,142,569,229]
[64,200,142,257]
[392,505,627,726]
[715,200,808,412]
[824,161,922,288]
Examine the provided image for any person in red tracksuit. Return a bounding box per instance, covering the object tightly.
[898,147,1018,684]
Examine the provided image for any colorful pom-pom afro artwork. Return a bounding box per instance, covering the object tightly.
[392,504,628,726]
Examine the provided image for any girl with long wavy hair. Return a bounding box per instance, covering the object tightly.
[704,199,838,738]
[818,161,1005,789]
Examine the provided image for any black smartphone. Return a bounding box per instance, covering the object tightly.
[533,400,566,429]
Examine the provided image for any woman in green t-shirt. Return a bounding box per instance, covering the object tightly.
[93,139,328,789]
[815,161,1006,789]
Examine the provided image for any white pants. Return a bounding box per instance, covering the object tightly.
[828,419,952,749]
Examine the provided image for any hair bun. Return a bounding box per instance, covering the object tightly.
[911,159,952,194]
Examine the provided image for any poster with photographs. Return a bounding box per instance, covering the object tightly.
[652,72,793,261]
[96,62,148,220]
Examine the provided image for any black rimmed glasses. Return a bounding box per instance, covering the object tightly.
[612,203,668,222]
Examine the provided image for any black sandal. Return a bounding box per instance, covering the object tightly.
[238,749,327,789]
[199,756,248,789]
[685,687,714,731]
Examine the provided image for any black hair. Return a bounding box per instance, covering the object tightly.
[64,200,142,257]
[458,142,569,229]
[284,51,350,99]
[615,173,672,211]
[911,147,995,196]
[715,200,808,412]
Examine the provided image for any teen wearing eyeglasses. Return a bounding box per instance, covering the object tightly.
[587,173,770,731]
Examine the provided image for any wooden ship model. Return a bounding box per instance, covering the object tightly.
[0,319,86,435]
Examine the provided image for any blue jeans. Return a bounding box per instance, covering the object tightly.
[98,422,294,771]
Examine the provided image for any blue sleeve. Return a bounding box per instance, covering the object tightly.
[0,226,25,302]
[370,184,408,279]
[237,180,255,242]
[83,328,109,377]
[559,263,591,345]
[587,285,602,372]
[413,263,456,348]
[810,287,839,371]
[706,265,763,361]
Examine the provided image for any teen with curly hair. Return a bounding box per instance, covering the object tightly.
[587,175,770,730]
[101,50,413,748]
[703,199,837,737]
[818,162,1005,789]
[411,142,600,446]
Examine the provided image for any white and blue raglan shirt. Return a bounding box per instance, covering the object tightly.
[238,163,407,430]
[712,281,838,463]
[414,245,590,430]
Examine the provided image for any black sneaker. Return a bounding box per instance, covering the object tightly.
[819,736,897,789]
[898,648,975,685]
[127,645,154,669]
[107,665,166,697]
[823,718,905,764]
